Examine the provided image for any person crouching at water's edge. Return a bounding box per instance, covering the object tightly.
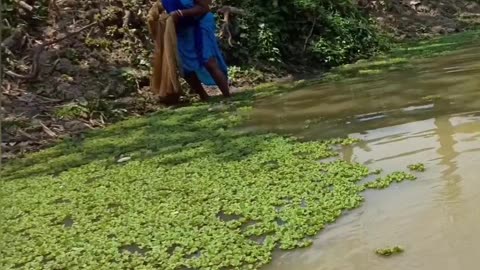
[164,0,230,100]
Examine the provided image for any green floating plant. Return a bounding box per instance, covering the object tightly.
[364,171,417,189]
[408,163,426,172]
[1,89,417,270]
[375,246,404,257]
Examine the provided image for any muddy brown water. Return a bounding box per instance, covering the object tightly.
[242,47,480,270]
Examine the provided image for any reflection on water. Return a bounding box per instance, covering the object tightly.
[247,47,480,270]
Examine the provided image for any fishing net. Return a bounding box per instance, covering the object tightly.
[147,2,183,103]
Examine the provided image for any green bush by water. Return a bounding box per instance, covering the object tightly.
[219,0,388,68]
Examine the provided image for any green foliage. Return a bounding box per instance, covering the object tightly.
[321,30,480,81]
[1,86,416,269]
[228,66,266,85]
[1,0,16,30]
[118,67,142,92]
[375,246,404,256]
[85,38,113,49]
[1,0,50,36]
[55,103,90,120]
[220,0,389,69]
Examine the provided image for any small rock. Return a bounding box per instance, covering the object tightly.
[88,58,101,69]
[39,51,55,66]
[445,28,456,34]
[1,151,17,160]
[76,97,88,106]
[208,104,230,112]
[431,26,446,35]
[416,5,430,13]
[57,82,70,92]
[114,97,136,107]
[58,84,82,100]
[62,0,78,7]
[56,58,74,74]
[84,90,100,100]
[113,83,127,96]
[1,96,12,106]
[104,79,129,97]
[64,120,87,132]
[409,0,420,6]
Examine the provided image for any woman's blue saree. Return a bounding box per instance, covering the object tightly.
[162,0,229,86]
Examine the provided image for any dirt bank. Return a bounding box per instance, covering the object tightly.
[2,0,480,161]
[364,0,480,38]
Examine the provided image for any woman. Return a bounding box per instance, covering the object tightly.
[162,0,230,100]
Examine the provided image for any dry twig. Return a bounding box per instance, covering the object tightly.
[303,17,317,53]
[16,0,34,12]
[40,121,57,138]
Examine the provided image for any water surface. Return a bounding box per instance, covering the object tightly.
[244,47,480,270]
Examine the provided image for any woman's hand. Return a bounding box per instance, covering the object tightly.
[169,10,181,23]
[178,1,210,18]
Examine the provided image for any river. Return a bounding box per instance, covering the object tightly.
[242,46,480,270]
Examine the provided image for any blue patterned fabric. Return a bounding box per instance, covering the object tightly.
[162,0,228,85]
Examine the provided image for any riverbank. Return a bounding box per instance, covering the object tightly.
[2,30,479,269]
[3,0,480,161]
[3,28,480,161]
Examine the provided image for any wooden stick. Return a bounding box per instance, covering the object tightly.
[40,121,57,138]
[303,17,317,53]
[16,0,34,12]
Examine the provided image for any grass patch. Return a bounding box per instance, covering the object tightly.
[325,30,480,80]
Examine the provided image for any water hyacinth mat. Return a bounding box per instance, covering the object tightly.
[0,98,418,269]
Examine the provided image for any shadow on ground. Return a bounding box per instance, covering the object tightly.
[1,84,294,181]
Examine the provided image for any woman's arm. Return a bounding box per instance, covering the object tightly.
[175,0,211,18]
